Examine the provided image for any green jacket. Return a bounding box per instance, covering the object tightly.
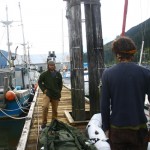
[38,70,63,99]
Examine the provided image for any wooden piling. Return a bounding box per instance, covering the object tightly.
[66,0,85,121]
[84,0,104,116]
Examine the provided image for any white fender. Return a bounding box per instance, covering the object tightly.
[94,140,111,150]
[148,143,150,150]
[86,113,111,150]
[87,113,150,150]
[87,113,102,127]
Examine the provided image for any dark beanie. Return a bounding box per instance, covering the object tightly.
[47,60,55,65]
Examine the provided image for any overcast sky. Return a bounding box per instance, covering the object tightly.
[0,0,149,59]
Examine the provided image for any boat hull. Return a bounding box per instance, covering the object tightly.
[0,89,32,119]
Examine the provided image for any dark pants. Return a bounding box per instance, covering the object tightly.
[109,127,149,150]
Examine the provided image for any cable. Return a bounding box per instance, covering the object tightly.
[0,95,32,119]
[15,96,28,113]
[2,107,27,112]
[0,108,27,120]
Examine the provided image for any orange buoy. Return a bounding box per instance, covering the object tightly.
[5,91,16,101]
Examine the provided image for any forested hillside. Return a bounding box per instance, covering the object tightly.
[104,18,150,65]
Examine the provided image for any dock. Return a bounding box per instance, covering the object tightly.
[17,85,90,150]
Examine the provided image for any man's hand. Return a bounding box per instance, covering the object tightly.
[44,89,47,94]
[105,130,109,138]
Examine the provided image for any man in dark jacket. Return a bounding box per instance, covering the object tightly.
[101,36,150,149]
[38,60,63,129]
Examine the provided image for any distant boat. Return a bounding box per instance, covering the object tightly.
[62,69,89,82]
[84,69,89,82]
[63,70,70,78]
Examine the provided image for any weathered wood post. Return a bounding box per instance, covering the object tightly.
[65,0,85,121]
[84,0,104,116]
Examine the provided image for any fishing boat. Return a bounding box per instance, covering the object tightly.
[0,3,38,119]
[0,49,40,119]
[0,47,38,119]
[0,51,35,119]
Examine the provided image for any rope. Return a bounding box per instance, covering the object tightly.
[2,107,28,112]
[15,96,28,114]
[0,108,27,120]
[0,91,32,119]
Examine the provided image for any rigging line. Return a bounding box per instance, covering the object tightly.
[15,96,28,113]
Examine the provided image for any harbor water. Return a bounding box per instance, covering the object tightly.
[0,119,25,150]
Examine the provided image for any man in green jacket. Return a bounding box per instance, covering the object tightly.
[38,60,63,129]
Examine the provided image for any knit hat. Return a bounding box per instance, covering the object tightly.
[47,60,55,65]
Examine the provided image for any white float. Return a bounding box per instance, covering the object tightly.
[86,113,150,150]
[86,113,110,150]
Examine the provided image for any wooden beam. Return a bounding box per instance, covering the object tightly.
[64,110,89,124]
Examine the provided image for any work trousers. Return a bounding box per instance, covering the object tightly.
[109,127,149,150]
[42,94,59,124]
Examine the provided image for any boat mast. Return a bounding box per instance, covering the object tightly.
[1,5,13,65]
[18,2,31,89]
[18,2,27,64]
[121,0,128,36]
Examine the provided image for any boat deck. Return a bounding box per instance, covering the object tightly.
[17,85,90,150]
